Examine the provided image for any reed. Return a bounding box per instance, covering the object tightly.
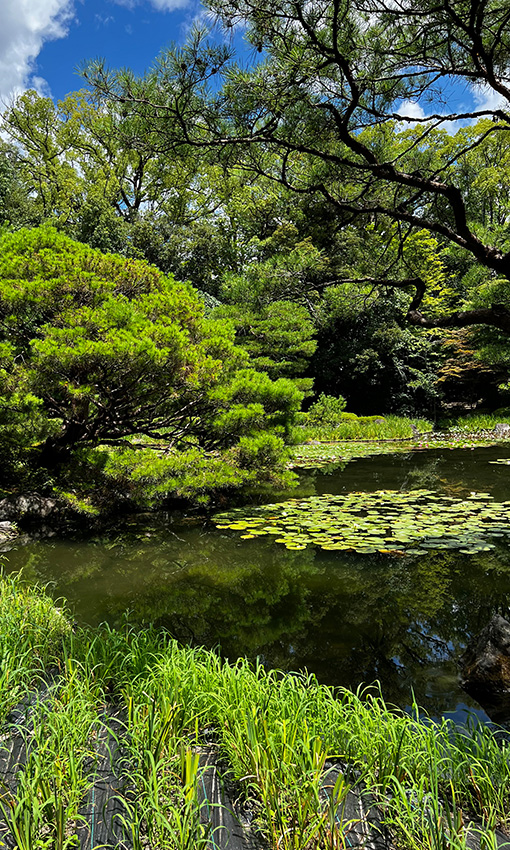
[295,414,431,442]
[449,413,510,433]
[1,576,510,848]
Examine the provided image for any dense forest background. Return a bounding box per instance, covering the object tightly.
[2,89,507,416]
[2,0,510,511]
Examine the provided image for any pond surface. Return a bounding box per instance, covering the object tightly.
[5,444,510,722]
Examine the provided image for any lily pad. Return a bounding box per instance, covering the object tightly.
[214,489,510,556]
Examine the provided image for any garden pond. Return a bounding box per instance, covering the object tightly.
[6,442,510,724]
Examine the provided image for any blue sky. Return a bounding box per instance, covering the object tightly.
[0,0,242,105]
[0,0,497,116]
[40,0,213,100]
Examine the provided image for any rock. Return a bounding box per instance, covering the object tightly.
[459,615,510,723]
[494,423,510,436]
[0,520,19,551]
[0,494,59,522]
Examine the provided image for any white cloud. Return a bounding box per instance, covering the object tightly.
[149,0,191,9]
[395,100,427,125]
[472,82,507,113]
[94,13,115,27]
[395,98,471,135]
[112,0,191,11]
[0,0,74,105]
[30,75,53,97]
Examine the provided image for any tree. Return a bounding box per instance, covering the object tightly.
[1,90,239,264]
[0,227,302,508]
[82,0,510,336]
[0,142,41,229]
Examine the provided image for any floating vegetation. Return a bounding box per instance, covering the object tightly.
[290,434,510,469]
[289,441,409,469]
[215,489,510,554]
[490,459,510,465]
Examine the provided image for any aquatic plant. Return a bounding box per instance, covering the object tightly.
[215,489,510,554]
[289,440,411,469]
[290,433,510,470]
[2,575,510,848]
[294,414,431,443]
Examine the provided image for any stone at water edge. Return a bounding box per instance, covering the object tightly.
[459,614,510,724]
[494,423,510,435]
[0,520,18,543]
[0,494,59,520]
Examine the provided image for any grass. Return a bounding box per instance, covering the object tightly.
[293,414,432,443]
[1,574,510,848]
[289,411,510,469]
[293,409,510,447]
[447,413,510,433]
[0,575,70,722]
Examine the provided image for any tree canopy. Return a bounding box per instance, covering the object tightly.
[3,2,510,428]
[0,226,301,509]
[81,0,510,336]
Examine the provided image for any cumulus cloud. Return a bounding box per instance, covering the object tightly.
[395,99,427,125]
[112,0,191,11]
[0,0,74,104]
[472,82,507,113]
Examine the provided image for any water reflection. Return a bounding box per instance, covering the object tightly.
[5,444,510,718]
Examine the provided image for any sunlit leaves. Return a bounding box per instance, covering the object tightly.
[0,226,303,505]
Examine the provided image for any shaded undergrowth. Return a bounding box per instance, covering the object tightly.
[1,574,510,849]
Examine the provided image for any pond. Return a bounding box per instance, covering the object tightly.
[5,443,510,723]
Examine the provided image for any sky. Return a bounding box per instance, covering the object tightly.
[0,0,499,116]
[0,0,225,106]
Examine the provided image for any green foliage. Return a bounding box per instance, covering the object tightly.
[0,226,302,508]
[311,298,442,415]
[0,362,50,487]
[212,239,319,389]
[220,237,330,308]
[0,143,41,230]
[79,0,510,398]
[0,577,509,849]
[97,436,295,508]
[294,414,430,443]
[449,413,510,433]
[7,40,510,421]
[214,301,316,383]
[306,393,347,425]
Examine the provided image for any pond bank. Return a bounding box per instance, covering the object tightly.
[6,442,510,719]
[2,427,509,531]
[2,575,510,850]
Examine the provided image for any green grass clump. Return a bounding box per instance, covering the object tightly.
[449,413,510,433]
[295,414,431,442]
[0,574,70,721]
[1,576,510,849]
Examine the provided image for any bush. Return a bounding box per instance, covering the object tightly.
[307,393,348,425]
[0,227,303,509]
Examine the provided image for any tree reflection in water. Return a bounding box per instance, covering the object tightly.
[6,513,510,717]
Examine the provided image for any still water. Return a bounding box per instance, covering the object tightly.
[5,445,510,721]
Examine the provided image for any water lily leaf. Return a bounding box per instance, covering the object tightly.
[214,489,510,556]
